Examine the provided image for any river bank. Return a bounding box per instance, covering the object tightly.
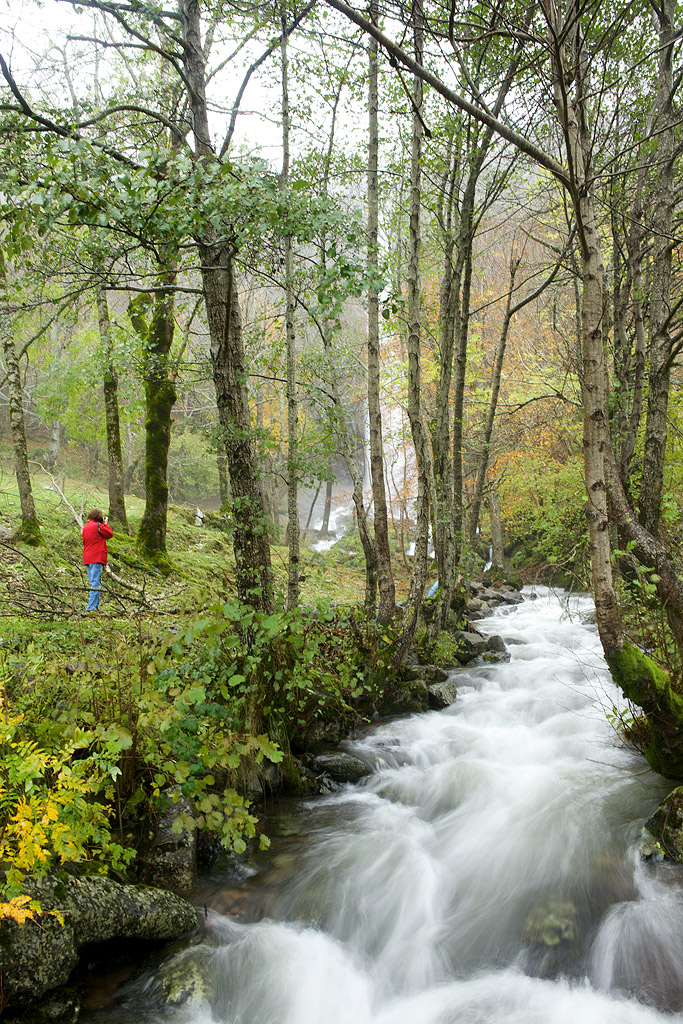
[52,589,683,1022]
[0,577,519,1020]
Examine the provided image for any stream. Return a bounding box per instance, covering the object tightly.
[83,587,683,1023]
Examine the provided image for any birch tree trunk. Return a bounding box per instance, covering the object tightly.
[638,0,675,536]
[489,491,504,568]
[0,250,42,546]
[395,0,431,660]
[468,259,517,542]
[545,0,622,654]
[468,252,561,539]
[368,4,395,622]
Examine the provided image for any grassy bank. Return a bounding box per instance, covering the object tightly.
[0,469,417,918]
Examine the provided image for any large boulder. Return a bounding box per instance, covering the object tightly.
[451,630,488,663]
[378,676,430,715]
[309,751,373,784]
[427,678,458,708]
[499,589,524,606]
[0,875,198,1009]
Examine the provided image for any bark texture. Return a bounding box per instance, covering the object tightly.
[181,0,273,610]
[395,0,430,662]
[0,250,42,545]
[281,10,300,610]
[97,286,129,531]
[128,280,177,566]
[368,8,395,622]
[638,0,675,535]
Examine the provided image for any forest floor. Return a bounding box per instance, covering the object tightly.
[0,464,417,659]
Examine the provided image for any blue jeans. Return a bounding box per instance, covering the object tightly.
[86,562,104,611]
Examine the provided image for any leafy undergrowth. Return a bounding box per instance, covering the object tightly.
[0,470,414,916]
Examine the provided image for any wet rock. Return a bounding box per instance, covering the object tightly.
[18,988,81,1024]
[482,651,511,664]
[524,899,577,947]
[310,752,373,784]
[641,786,683,861]
[377,677,429,715]
[422,664,449,684]
[482,635,510,661]
[451,630,488,663]
[290,694,355,753]
[466,597,487,613]
[499,589,524,605]
[0,875,198,1009]
[427,678,458,708]
[523,899,579,977]
[155,945,214,1007]
[486,634,507,653]
[241,762,282,801]
[140,793,197,890]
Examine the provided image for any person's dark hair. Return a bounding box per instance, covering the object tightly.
[87,509,105,523]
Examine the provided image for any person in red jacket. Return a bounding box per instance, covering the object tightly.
[82,509,113,612]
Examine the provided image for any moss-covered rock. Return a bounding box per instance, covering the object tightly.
[377,676,429,715]
[289,693,356,754]
[524,899,577,947]
[154,945,214,1007]
[309,751,373,784]
[640,786,683,862]
[0,875,198,1009]
[427,678,458,708]
[606,643,683,779]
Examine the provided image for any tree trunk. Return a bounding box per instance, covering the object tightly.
[395,0,430,661]
[368,5,395,623]
[546,0,622,655]
[432,161,458,631]
[96,285,129,532]
[182,0,273,611]
[200,243,275,610]
[281,6,300,611]
[1,251,42,546]
[129,277,177,566]
[217,437,230,509]
[469,259,518,540]
[452,250,472,567]
[489,490,504,568]
[638,0,675,536]
[320,473,333,536]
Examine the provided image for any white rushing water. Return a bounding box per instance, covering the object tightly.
[92,588,683,1023]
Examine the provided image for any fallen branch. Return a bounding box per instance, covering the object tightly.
[30,462,84,527]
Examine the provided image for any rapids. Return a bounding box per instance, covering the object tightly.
[84,587,683,1023]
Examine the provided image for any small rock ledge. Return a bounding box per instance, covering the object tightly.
[0,875,198,1013]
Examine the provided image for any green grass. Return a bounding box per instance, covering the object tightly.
[0,462,415,660]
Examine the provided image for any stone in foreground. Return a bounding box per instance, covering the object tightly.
[0,875,198,1008]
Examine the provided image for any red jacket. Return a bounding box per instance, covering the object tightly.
[82,520,113,565]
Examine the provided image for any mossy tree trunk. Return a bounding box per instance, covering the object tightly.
[96,285,129,532]
[182,0,274,611]
[128,275,177,567]
[0,249,42,546]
